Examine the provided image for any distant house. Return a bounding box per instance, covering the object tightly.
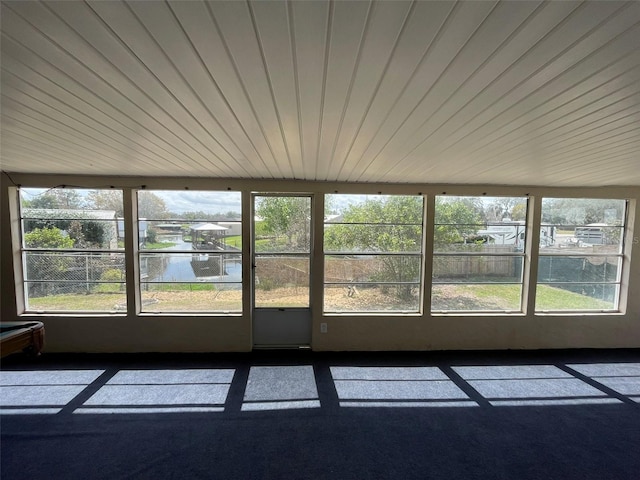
[117,218,148,245]
[154,223,182,233]
[190,223,228,250]
[217,221,241,236]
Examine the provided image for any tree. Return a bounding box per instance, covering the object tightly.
[510,203,527,222]
[434,197,484,247]
[86,190,170,219]
[324,196,423,300]
[255,196,310,250]
[86,190,124,216]
[484,197,527,222]
[67,220,88,248]
[23,212,107,248]
[179,210,211,221]
[27,189,83,209]
[542,198,626,226]
[137,191,170,219]
[24,226,74,249]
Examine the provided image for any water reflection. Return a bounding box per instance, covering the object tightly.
[144,235,242,286]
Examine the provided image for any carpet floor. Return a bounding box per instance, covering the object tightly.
[2,349,639,479]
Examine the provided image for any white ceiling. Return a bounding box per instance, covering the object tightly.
[1,0,639,187]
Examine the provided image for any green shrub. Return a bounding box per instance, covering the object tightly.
[95,268,125,293]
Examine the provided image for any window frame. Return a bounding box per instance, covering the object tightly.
[136,189,243,315]
[431,195,530,314]
[535,197,628,313]
[10,185,633,320]
[322,194,426,315]
[18,187,127,314]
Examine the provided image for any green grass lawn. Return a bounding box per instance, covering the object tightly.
[145,283,217,292]
[144,241,177,249]
[456,284,521,310]
[451,283,613,310]
[225,235,242,248]
[27,293,126,311]
[28,282,614,312]
[535,284,613,310]
[254,236,288,250]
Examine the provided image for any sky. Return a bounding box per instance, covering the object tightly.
[150,190,241,214]
[21,188,379,215]
[21,187,241,215]
[22,187,530,217]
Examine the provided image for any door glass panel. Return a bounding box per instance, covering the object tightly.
[254,256,310,307]
[254,196,311,308]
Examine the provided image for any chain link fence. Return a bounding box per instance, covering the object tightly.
[25,252,126,298]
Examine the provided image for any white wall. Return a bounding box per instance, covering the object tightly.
[2,173,639,353]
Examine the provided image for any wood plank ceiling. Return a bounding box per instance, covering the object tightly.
[1,0,639,187]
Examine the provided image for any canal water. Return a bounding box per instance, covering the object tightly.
[148,235,242,284]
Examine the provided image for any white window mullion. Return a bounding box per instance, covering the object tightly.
[123,187,139,316]
[524,195,542,315]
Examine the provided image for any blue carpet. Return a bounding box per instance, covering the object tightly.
[1,349,639,479]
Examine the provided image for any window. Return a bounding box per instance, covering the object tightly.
[19,187,125,312]
[323,194,424,313]
[432,196,528,312]
[537,198,626,312]
[137,190,242,313]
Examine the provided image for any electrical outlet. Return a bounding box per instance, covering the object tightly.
[320,322,328,333]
